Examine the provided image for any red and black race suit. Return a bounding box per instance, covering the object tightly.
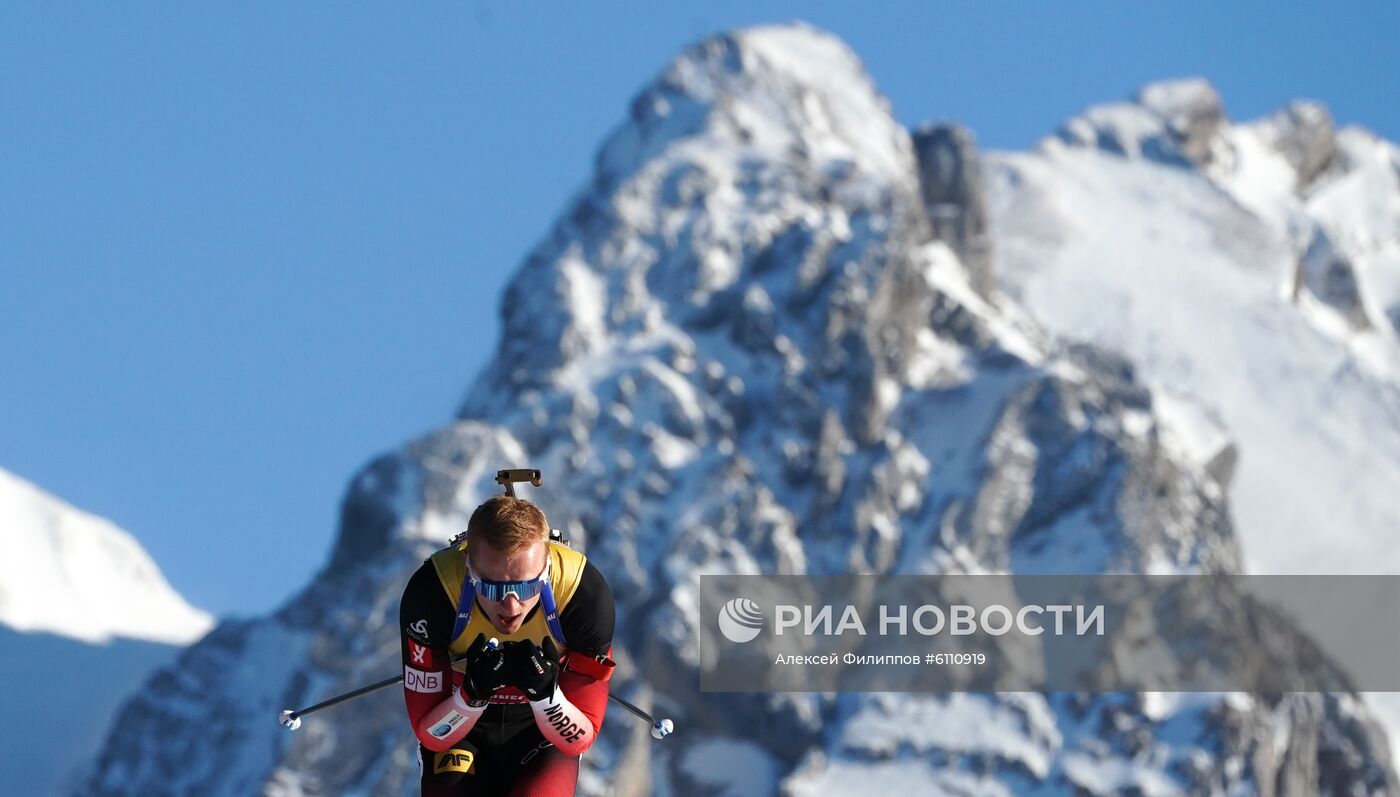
[399,557,615,797]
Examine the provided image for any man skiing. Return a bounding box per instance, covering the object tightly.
[399,494,615,796]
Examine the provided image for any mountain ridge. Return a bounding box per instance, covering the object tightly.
[0,466,212,645]
[0,466,212,793]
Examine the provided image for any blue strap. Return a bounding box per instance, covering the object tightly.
[539,583,568,647]
[450,570,476,644]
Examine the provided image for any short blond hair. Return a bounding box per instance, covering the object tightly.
[466,496,549,556]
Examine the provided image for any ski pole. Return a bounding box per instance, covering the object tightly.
[278,674,402,730]
[279,645,482,730]
[609,692,675,739]
[279,658,675,739]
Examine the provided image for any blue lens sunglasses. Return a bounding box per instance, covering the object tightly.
[468,560,550,602]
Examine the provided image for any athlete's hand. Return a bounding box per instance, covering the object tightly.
[461,633,508,700]
[502,637,560,702]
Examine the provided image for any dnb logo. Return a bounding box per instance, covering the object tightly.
[434,749,475,775]
[717,597,764,643]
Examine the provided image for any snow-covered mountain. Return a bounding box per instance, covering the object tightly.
[77,24,1395,797]
[987,78,1400,577]
[0,467,213,644]
[0,467,213,793]
[983,75,1400,781]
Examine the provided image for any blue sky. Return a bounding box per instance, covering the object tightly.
[3,3,1397,618]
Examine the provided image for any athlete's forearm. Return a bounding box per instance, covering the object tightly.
[402,560,476,751]
[415,687,487,752]
[528,686,598,755]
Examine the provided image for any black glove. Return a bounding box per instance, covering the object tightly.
[461,633,509,700]
[502,637,561,701]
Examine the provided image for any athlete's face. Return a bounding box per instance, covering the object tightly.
[470,540,547,636]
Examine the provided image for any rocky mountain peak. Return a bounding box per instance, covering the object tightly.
[457,22,948,447]
[1052,76,1228,168]
[594,23,912,197]
[911,122,994,298]
[1261,99,1340,191]
[1134,77,1227,165]
[1048,78,1351,201]
[0,468,212,646]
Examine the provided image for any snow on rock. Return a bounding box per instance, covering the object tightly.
[836,692,1060,779]
[1257,100,1339,190]
[1308,129,1400,341]
[785,757,1016,797]
[912,123,995,298]
[992,77,1400,769]
[0,467,212,645]
[676,736,783,796]
[1136,78,1228,166]
[1295,224,1372,331]
[1052,77,1227,169]
[1149,388,1237,493]
[1046,77,1400,351]
[988,138,1400,576]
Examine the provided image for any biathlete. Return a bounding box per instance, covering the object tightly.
[399,495,615,796]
